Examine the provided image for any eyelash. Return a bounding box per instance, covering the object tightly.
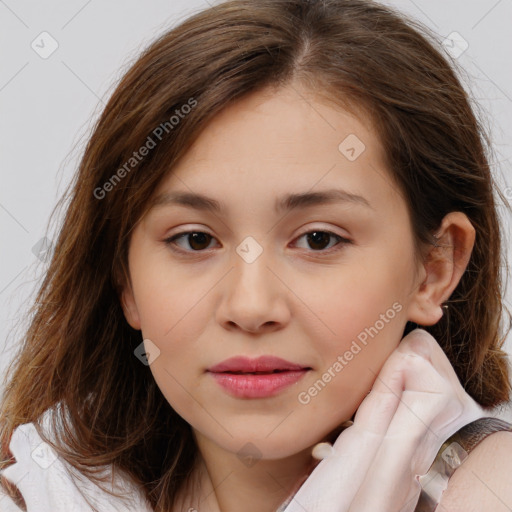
[163,229,352,256]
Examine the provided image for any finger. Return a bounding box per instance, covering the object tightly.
[395,328,457,386]
[348,353,446,511]
[350,329,437,437]
[394,329,484,439]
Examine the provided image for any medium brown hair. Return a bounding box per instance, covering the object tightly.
[1,0,511,509]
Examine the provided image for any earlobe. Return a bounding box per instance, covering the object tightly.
[406,212,475,327]
[120,282,142,330]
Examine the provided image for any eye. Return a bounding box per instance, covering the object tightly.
[163,229,352,255]
[292,230,352,253]
[164,231,218,253]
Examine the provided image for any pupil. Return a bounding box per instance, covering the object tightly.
[189,232,210,250]
[186,232,331,251]
[308,231,329,250]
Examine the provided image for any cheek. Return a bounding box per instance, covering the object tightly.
[129,261,215,406]
[130,251,213,341]
[300,260,406,353]
[297,304,405,427]
[296,261,407,408]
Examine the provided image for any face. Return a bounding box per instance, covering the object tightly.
[121,83,425,460]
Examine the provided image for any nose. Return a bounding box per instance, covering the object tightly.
[215,246,291,334]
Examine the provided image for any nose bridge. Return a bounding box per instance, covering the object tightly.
[231,235,273,295]
[217,234,290,332]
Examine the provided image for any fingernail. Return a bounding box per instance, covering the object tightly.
[312,442,334,460]
[408,329,432,360]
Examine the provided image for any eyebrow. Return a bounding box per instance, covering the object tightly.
[149,188,373,214]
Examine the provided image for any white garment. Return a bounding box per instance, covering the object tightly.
[0,421,154,512]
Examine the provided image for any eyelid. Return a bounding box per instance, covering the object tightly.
[291,229,352,253]
[163,225,352,255]
[163,229,218,255]
[293,223,351,241]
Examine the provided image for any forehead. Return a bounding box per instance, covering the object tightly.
[182,85,380,164]
[151,85,402,217]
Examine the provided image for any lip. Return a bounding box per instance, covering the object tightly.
[209,370,310,398]
[207,355,311,399]
[207,355,310,373]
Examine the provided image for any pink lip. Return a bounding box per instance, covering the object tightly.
[207,355,309,373]
[209,370,309,398]
[207,355,311,399]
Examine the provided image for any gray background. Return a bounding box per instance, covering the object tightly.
[1,0,511,420]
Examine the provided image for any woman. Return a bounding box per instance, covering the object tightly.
[1,0,511,510]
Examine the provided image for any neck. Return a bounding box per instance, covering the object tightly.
[177,424,347,512]
[190,447,316,512]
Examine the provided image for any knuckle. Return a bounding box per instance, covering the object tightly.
[401,335,433,359]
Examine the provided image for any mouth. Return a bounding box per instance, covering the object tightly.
[217,369,308,375]
[207,367,312,399]
[207,355,312,374]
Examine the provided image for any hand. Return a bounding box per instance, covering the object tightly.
[280,328,485,512]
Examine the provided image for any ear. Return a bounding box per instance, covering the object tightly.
[120,278,142,331]
[407,211,476,326]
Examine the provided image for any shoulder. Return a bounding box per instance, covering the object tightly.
[0,421,153,512]
[439,429,512,512]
